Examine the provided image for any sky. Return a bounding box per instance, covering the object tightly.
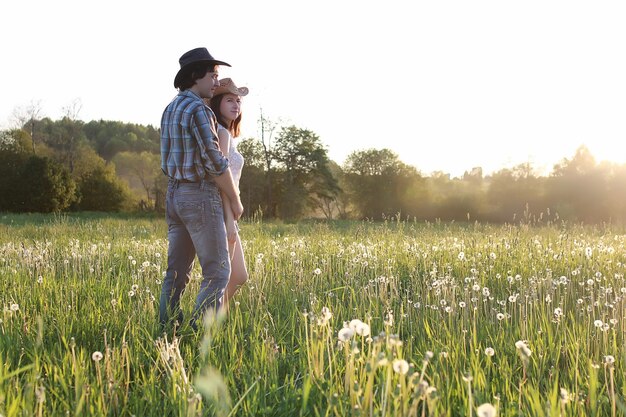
[1,0,625,178]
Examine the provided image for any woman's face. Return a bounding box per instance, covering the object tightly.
[219,93,242,123]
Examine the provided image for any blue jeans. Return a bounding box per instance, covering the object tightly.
[159,179,230,328]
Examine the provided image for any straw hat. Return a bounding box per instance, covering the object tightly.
[213,78,249,97]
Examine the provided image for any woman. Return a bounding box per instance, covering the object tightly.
[209,78,249,308]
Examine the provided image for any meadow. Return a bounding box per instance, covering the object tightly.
[0,213,624,416]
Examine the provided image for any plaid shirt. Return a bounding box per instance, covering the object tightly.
[161,90,229,181]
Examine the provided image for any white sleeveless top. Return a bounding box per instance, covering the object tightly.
[218,124,244,188]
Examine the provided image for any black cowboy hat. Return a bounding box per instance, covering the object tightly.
[173,47,231,88]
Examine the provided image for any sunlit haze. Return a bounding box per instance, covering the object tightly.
[1,0,625,177]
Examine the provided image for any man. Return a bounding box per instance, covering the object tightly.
[159,47,244,329]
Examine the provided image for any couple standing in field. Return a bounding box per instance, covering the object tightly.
[159,47,249,330]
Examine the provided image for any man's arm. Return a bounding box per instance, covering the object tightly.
[192,105,244,219]
[213,171,243,220]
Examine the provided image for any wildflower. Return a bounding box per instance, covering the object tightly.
[377,352,389,366]
[594,320,603,328]
[313,268,322,275]
[37,276,43,284]
[554,307,563,317]
[496,313,505,321]
[384,310,394,327]
[92,351,103,362]
[349,319,371,337]
[458,301,466,308]
[35,385,46,404]
[515,340,532,359]
[560,388,570,404]
[338,327,354,342]
[320,306,332,322]
[128,290,135,297]
[131,284,139,292]
[485,347,495,357]
[604,355,615,365]
[476,403,497,417]
[392,359,409,375]
[10,303,19,312]
[458,252,465,261]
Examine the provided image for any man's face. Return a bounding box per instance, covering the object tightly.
[194,67,220,98]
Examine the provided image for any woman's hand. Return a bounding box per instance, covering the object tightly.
[226,218,238,245]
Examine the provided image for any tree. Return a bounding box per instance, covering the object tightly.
[272,126,339,219]
[485,164,545,223]
[237,137,267,218]
[257,111,278,217]
[113,151,162,205]
[17,156,77,212]
[75,165,132,212]
[547,145,607,222]
[343,148,420,219]
[10,100,43,154]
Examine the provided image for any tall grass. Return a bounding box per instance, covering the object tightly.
[0,213,624,416]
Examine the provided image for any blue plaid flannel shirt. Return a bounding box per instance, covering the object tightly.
[160,90,229,181]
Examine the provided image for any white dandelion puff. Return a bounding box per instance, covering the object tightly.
[476,403,497,417]
[338,327,354,342]
[515,340,532,359]
[392,359,409,375]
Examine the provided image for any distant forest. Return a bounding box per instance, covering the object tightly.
[1,112,626,224]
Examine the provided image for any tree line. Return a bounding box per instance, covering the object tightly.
[1,113,625,224]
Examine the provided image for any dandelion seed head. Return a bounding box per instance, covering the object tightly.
[485,347,495,357]
[392,359,409,375]
[92,351,103,362]
[476,403,497,417]
[338,327,354,342]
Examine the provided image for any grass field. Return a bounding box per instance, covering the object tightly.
[0,213,625,416]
